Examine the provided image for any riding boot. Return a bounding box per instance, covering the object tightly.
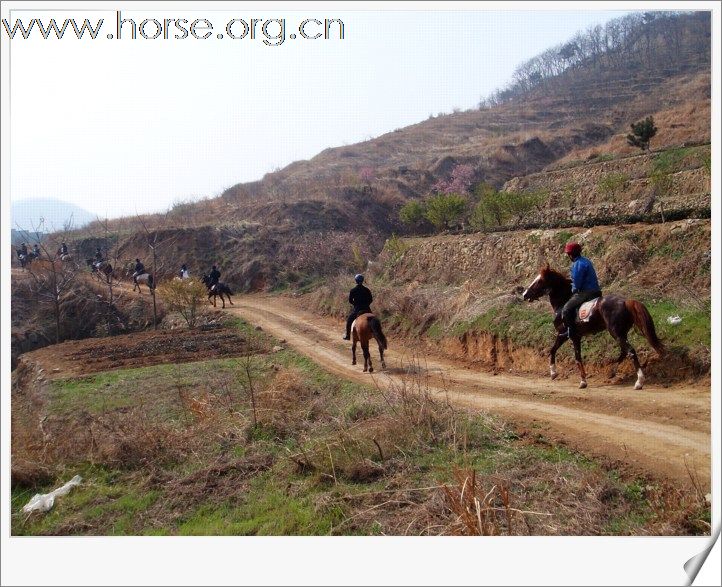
[566,323,577,340]
[344,311,357,340]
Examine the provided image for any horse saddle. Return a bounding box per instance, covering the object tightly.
[577,298,601,323]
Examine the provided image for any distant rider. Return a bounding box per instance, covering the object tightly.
[94,247,104,268]
[19,242,28,258]
[132,258,146,283]
[209,265,221,291]
[561,242,602,340]
[179,264,190,279]
[32,244,41,259]
[343,274,373,340]
[57,242,68,258]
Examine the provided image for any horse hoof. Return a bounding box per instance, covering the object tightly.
[550,372,558,381]
[634,382,643,390]
[352,360,356,365]
[363,368,368,373]
[368,367,374,373]
[381,363,386,370]
[579,381,587,389]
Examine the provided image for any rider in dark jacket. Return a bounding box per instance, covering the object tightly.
[94,248,104,266]
[19,243,28,257]
[343,274,373,340]
[561,242,602,340]
[32,244,41,258]
[209,265,221,289]
[132,259,145,282]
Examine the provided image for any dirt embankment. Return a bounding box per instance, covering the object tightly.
[308,219,711,381]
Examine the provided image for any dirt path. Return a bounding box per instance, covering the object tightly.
[227,295,711,491]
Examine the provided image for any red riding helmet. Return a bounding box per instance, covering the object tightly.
[564,242,582,257]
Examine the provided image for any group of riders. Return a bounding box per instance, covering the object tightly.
[18,242,224,292]
[18,237,599,339]
[342,240,599,342]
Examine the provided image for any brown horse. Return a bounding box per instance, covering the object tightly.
[351,313,388,373]
[522,264,664,390]
[86,259,114,284]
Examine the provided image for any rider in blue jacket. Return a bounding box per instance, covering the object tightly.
[562,242,602,340]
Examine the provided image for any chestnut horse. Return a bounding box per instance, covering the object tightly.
[351,313,388,373]
[522,264,663,390]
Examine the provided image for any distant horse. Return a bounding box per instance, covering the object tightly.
[522,264,664,390]
[17,252,30,269]
[351,313,388,373]
[86,259,114,283]
[201,274,233,308]
[132,272,155,293]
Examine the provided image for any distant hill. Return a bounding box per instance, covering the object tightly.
[68,11,711,292]
[11,199,95,232]
[11,228,47,246]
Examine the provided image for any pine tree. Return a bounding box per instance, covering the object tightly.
[626,116,658,152]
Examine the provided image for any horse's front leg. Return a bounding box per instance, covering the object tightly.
[220,294,226,309]
[549,331,568,380]
[571,336,587,389]
[351,338,357,365]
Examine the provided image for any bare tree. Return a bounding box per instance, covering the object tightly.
[135,211,177,330]
[21,219,78,343]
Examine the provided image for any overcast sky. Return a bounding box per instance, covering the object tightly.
[9,7,631,220]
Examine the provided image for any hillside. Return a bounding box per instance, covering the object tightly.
[49,11,710,293]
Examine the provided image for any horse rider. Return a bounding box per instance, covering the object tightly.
[208,265,221,291]
[179,264,190,279]
[132,258,146,283]
[32,244,41,259]
[343,274,373,340]
[18,242,28,258]
[57,242,68,258]
[93,247,104,268]
[561,242,602,340]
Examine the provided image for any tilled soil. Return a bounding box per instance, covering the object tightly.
[22,327,258,378]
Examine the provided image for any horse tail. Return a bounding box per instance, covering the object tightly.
[626,300,664,355]
[225,285,234,296]
[369,316,388,350]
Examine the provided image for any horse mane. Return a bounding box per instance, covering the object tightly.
[540,265,571,288]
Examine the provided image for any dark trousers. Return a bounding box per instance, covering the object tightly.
[346,307,371,337]
[562,290,602,336]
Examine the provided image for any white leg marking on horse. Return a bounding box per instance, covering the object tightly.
[550,364,558,380]
[579,379,588,389]
[635,369,645,390]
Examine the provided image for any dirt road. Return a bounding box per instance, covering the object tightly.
[228,295,711,490]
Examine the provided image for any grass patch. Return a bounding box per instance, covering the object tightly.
[12,318,708,537]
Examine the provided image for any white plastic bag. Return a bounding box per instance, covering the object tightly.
[22,475,82,514]
[667,315,682,325]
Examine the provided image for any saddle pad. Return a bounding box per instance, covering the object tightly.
[578,298,600,322]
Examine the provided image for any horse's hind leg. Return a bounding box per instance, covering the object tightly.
[625,339,644,390]
[377,339,386,369]
[220,294,226,309]
[362,343,372,373]
[351,337,357,365]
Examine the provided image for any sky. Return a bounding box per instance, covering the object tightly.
[8,6,632,220]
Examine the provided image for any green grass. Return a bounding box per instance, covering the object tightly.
[446,297,709,365]
[12,317,707,537]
